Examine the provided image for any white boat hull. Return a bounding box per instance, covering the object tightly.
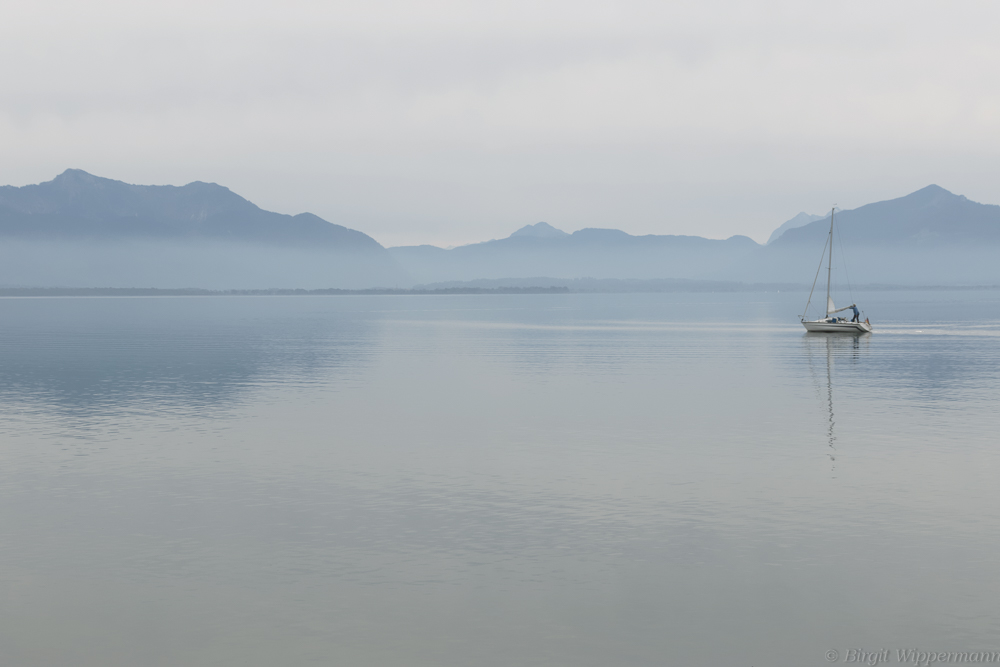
[802,319,872,334]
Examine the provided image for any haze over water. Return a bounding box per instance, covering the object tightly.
[1,291,999,666]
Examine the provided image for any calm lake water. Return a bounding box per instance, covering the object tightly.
[1,291,999,666]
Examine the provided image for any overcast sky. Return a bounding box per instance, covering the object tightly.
[2,0,999,246]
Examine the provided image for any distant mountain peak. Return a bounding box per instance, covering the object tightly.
[509,222,568,239]
[912,184,951,195]
[55,168,94,179]
[50,168,105,189]
[766,211,824,245]
[48,170,232,195]
[894,184,970,207]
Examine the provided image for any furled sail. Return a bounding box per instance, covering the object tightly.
[827,296,835,315]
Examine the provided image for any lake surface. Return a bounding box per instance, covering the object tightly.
[1,291,999,666]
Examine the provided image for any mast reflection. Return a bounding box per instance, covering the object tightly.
[804,332,867,472]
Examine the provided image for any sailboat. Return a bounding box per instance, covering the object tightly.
[800,207,872,333]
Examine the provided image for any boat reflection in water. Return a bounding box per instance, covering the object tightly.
[804,332,870,470]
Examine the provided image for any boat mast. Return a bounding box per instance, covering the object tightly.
[825,207,834,316]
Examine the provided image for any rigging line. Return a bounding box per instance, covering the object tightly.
[802,232,830,319]
[834,213,856,307]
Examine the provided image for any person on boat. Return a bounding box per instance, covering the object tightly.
[851,304,860,323]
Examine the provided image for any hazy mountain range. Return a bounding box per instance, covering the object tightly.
[2,171,999,288]
[0,169,382,248]
[773,185,1000,246]
[761,185,1000,284]
[389,185,1000,285]
[389,227,761,284]
[0,169,400,288]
